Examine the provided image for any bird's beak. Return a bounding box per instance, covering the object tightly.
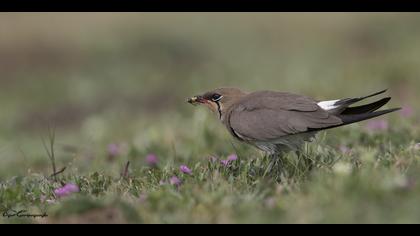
[187,96,206,105]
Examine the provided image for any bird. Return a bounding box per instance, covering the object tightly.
[187,88,400,156]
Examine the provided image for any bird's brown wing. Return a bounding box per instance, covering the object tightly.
[227,91,343,142]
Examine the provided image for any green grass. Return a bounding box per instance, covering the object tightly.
[0,13,419,224]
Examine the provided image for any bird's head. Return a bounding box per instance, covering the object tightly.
[187,87,247,120]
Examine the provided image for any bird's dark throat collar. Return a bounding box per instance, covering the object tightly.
[215,101,222,120]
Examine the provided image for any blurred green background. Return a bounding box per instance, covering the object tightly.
[0,13,419,180]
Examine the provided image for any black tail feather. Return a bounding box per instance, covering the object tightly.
[339,108,401,126]
[335,89,388,107]
[308,108,401,133]
[341,97,391,115]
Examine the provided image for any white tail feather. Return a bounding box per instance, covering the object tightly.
[317,100,340,111]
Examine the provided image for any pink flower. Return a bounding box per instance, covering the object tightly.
[365,119,389,132]
[227,154,238,161]
[400,105,414,118]
[54,183,80,198]
[54,188,70,198]
[107,143,120,158]
[220,159,230,166]
[146,154,158,167]
[220,154,238,166]
[63,183,80,193]
[414,143,420,151]
[180,165,192,175]
[170,176,182,187]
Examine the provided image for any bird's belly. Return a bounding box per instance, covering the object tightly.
[251,132,318,155]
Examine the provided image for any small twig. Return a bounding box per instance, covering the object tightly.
[121,161,130,180]
[49,124,57,177]
[41,137,51,158]
[41,123,59,181]
[50,167,67,178]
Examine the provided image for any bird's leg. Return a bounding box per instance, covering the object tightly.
[274,153,284,182]
[296,149,314,173]
[263,153,276,178]
[263,151,283,179]
[263,151,286,182]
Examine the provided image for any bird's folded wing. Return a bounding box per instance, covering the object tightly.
[228,92,343,141]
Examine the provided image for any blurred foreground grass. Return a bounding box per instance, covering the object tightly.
[0,13,419,223]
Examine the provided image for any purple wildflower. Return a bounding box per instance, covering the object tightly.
[63,183,80,193]
[414,143,420,151]
[107,143,120,158]
[220,154,238,166]
[180,165,192,175]
[54,187,70,198]
[54,188,69,197]
[220,159,230,166]
[54,183,80,198]
[146,154,158,167]
[170,176,182,187]
[227,154,238,162]
[365,119,389,132]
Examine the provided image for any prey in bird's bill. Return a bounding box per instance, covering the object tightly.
[187,88,400,156]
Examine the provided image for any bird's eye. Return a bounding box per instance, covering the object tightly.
[211,94,222,102]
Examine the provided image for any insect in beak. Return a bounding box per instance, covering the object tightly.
[187,96,206,105]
